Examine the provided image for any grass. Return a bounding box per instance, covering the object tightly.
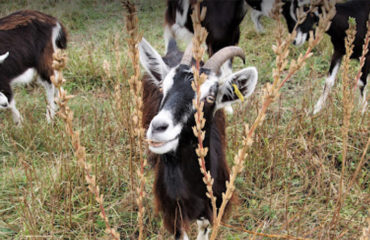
[0,0,369,239]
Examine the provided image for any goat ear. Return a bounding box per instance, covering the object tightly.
[216,67,258,110]
[139,38,170,83]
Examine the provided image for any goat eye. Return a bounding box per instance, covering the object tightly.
[206,95,215,104]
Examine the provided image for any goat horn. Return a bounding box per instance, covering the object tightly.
[180,43,193,65]
[203,47,245,73]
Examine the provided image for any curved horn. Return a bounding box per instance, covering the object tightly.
[203,47,245,73]
[180,43,193,65]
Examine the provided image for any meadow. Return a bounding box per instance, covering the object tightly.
[0,0,368,239]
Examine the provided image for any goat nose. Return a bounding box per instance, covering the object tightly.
[152,121,169,133]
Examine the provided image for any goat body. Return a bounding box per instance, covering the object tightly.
[165,0,247,56]
[0,10,67,125]
[293,0,370,114]
[140,38,258,239]
[246,0,299,33]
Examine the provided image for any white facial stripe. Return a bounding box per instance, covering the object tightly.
[11,68,36,86]
[162,69,176,99]
[294,29,308,46]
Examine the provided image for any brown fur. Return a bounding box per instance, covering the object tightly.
[0,10,57,31]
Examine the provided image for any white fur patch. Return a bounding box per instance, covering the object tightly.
[251,10,264,33]
[313,62,340,114]
[199,78,217,101]
[294,29,308,46]
[0,92,9,108]
[9,99,22,125]
[298,0,311,7]
[360,91,367,115]
[260,0,274,16]
[10,68,36,86]
[176,0,189,26]
[290,1,298,22]
[196,219,210,240]
[38,76,57,123]
[183,232,189,240]
[51,22,62,52]
[168,0,193,45]
[0,51,9,63]
[164,24,173,52]
[171,24,193,46]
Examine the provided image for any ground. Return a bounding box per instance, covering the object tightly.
[0,0,368,239]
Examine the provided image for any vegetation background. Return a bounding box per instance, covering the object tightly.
[0,0,368,239]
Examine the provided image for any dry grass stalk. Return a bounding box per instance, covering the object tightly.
[190,0,219,224]
[108,33,136,192]
[209,1,336,239]
[51,50,120,240]
[360,217,370,240]
[122,1,146,239]
[222,222,313,240]
[348,136,369,191]
[328,18,356,233]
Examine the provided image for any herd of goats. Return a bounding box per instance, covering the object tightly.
[0,0,368,239]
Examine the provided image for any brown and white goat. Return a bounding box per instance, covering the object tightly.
[139,38,258,240]
[0,10,67,125]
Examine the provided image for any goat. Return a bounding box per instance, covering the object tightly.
[246,0,302,33]
[139,38,258,240]
[164,0,247,56]
[0,10,67,125]
[292,0,370,114]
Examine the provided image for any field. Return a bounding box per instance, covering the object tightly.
[0,0,369,239]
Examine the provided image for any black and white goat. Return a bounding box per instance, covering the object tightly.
[292,0,370,114]
[0,10,67,125]
[246,0,302,33]
[164,0,247,56]
[139,38,258,240]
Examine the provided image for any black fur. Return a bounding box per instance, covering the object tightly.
[296,0,370,98]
